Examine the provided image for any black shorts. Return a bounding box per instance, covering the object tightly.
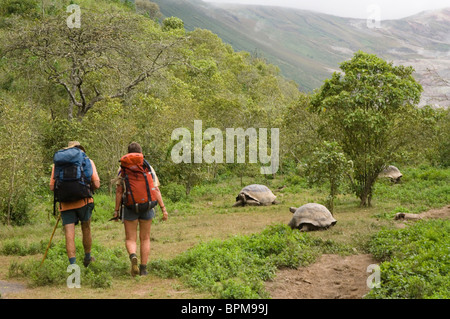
[61,203,94,226]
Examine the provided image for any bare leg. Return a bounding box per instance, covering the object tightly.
[124,219,138,255]
[64,223,76,259]
[80,220,92,255]
[139,219,152,265]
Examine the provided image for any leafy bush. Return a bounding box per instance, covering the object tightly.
[0,0,38,17]
[160,182,187,203]
[8,239,129,288]
[150,224,345,298]
[366,219,449,299]
[1,239,45,256]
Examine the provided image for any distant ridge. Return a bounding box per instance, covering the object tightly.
[153,0,450,107]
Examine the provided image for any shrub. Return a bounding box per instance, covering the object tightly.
[1,239,44,256]
[366,219,449,299]
[160,182,187,203]
[8,239,129,288]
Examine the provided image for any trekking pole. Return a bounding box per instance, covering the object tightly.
[40,213,61,267]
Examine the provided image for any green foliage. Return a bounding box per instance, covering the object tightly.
[311,51,423,207]
[9,239,129,288]
[373,166,450,212]
[0,99,43,225]
[150,224,345,298]
[162,16,184,31]
[305,141,352,212]
[366,219,450,299]
[0,0,38,17]
[160,182,187,202]
[1,239,45,256]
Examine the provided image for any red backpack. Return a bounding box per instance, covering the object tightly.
[120,153,158,213]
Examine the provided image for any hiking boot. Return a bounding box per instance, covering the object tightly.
[83,256,95,267]
[139,264,148,276]
[130,255,139,277]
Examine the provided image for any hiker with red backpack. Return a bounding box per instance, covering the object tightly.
[50,141,100,267]
[113,142,168,276]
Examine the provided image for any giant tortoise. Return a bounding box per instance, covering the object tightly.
[232,184,278,207]
[378,165,402,183]
[288,203,337,231]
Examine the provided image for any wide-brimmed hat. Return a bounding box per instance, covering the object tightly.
[65,141,86,152]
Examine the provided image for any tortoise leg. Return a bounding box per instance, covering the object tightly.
[232,199,244,207]
[299,224,311,232]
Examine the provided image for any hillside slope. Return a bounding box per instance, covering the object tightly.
[154,0,450,107]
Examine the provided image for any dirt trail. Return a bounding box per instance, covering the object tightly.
[0,280,27,297]
[265,254,378,299]
[266,205,450,299]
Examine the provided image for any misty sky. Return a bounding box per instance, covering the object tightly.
[204,0,450,19]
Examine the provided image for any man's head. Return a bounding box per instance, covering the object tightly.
[66,141,86,152]
[128,142,142,154]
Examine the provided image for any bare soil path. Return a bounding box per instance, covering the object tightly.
[265,254,378,299]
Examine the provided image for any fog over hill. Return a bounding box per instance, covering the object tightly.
[154,0,450,107]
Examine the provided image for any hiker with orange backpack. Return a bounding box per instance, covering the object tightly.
[113,142,168,276]
[50,141,100,267]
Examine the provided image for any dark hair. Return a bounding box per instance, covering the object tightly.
[128,142,142,154]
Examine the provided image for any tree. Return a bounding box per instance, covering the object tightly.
[135,0,162,21]
[2,6,188,120]
[0,99,42,225]
[310,51,422,207]
[305,141,352,213]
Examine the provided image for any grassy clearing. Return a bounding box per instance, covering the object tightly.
[0,166,448,298]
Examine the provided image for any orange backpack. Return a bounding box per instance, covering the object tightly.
[120,153,158,213]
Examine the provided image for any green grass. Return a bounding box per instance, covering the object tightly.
[373,166,450,214]
[8,238,129,288]
[366,219,450,299]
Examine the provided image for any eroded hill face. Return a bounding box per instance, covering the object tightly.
[155,1,450,107]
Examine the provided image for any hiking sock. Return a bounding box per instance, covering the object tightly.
[69,257,76,265]
[129,254,139,276]
[139,264,148,276]
[84,252,91,261]
[129,253,137,261]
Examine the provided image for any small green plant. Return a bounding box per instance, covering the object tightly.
[8,239,129,288]
[161,182,187,203]
[305,141,352,213]
[1,239,45,256]
[366,219,449,299]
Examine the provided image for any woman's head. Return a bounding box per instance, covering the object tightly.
[128,142,142,154]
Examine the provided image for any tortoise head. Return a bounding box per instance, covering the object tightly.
[289,207,298,214]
